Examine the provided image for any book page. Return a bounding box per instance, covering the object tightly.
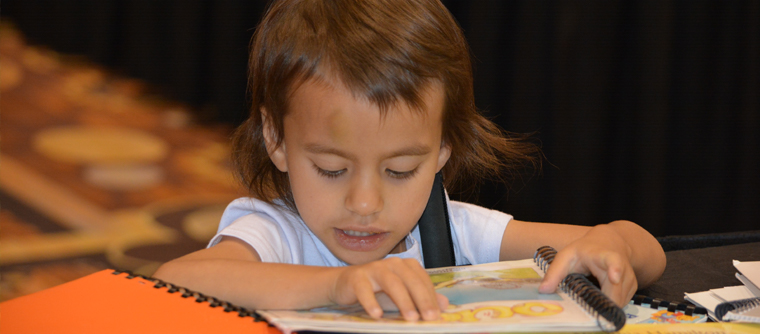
[737,274,760,298]
[710,286,756,302]
[685,290,722,320]
[735,260,760,297]
[258,259,602,333]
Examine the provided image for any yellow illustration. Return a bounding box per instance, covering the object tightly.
[433,268,542,291]
[512,302,564,317]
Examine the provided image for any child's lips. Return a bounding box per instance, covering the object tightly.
[334,228,389,252]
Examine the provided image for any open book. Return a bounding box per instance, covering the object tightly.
[258,246,625,333]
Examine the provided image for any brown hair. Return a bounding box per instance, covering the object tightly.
[232,0,540,211]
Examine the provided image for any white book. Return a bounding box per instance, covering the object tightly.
[682,260,760,324]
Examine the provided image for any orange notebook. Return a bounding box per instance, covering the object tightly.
[0,269,282,334]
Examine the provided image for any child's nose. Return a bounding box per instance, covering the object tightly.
[345,175,384,217]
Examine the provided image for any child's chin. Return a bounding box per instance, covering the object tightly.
[335,250,387,266]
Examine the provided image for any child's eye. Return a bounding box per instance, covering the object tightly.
[313,165,346,179]
[386,168,418,180]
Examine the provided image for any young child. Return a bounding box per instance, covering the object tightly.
[154,0,666,322]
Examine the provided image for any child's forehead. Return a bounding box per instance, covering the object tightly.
[284,76,446,153]
[287,70,445,117]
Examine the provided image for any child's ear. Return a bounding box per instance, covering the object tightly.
[436,142,452,172]
[261,108,288,172]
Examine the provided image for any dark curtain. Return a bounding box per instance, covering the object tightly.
[3,0,758,237]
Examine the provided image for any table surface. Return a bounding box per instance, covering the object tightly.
[636,241,760,303]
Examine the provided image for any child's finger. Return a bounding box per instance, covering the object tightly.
[593,252,636,307]
[376,271,420,321]
[618,274,638,307]
[400,276,441,320]
[600,262,637,307]
[581,250,622,283]
[600,274,634,306]
[399,260,442,320]
[397,260,449,313]
[538,250,577,294]
[353,278,384,319]
[436,293,450,311]
[604,253,624,284]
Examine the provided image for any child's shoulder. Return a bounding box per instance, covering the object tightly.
[448,199,513,222]
[219,197,301,230]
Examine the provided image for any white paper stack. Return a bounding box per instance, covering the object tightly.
[734,260,760,297]
[684,260,760,322]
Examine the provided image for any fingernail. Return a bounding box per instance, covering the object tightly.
[425,310,438,320]
[405,310,419,321]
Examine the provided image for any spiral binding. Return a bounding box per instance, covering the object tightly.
[111,270,265,322]
[715,297,760,321]
[533,246,625,332]
[534,245,556,272]
[632,294,707,316]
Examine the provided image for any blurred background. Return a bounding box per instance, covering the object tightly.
[1,0,758,299]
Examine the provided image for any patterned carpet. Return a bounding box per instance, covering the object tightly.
[0,25,247,302]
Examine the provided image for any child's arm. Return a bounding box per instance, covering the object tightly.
[153,237,447,321]
[499,220,666,307]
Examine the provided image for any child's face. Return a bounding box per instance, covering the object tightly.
[266,78,451,265]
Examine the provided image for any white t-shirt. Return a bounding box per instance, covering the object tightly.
[208,195,512,267]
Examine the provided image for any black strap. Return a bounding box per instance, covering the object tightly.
[417,172,455,268]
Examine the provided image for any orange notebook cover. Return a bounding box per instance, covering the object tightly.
[0,269,281,334]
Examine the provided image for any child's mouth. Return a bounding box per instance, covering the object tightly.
[341,230,377,237]
[334,228,388,251]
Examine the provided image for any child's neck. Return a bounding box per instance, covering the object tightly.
[388,236,408,254]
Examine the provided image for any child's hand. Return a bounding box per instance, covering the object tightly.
[329,257,449,321]
[537,224,638,307]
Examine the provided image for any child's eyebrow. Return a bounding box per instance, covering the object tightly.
[382,145,432,159]
[304,144,431,160]
[305,144,356,159]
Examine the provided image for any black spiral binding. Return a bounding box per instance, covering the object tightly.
[533,246,626,332]
[715,297,760,321]
[111,269,266,322]
[632,294,707,317]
